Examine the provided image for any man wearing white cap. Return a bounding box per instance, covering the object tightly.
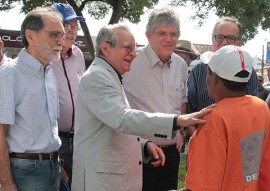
[51,3,86,188]
[180,45,270,191]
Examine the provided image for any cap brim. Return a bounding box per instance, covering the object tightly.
[63,15,85,22]
[174,49,198,60]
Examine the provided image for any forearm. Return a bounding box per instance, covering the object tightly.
[0,124,15,186]
[180,102,187,114]
[0,53,3,64]
[140,138,151,163]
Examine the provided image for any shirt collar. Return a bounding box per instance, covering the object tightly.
[145,44,172,67]
[97,56,123,84]
[62,47,73,60]
[18,49,52,75]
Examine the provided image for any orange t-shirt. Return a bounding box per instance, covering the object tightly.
[185,96,270,191]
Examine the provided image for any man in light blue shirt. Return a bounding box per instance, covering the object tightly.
[0,7,65,191]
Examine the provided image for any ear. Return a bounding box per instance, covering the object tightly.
[100,41,110,56]
[211,36,215,44]
[212,73,222,87]
[145,31,152,41]
[238,39,243,46]
[25,29,36,46]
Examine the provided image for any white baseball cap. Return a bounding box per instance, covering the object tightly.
[208,45,252,83]
[200,51,214,64]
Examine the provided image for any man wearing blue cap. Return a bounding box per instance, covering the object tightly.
[51,3,86,189]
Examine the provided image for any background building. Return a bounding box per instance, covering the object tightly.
[0,29,95,67]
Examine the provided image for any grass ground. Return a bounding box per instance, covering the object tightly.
[178,153,187,189]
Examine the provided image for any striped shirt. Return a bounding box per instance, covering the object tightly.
[187,62,259,113]
[123,44,188,146]
[0,49,61,153]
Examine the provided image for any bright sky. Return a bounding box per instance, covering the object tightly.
[0,1,269,58]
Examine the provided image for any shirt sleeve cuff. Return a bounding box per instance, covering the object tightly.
[173,115,180,131]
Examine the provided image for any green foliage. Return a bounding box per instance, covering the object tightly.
[170,0,270,43]
[87,1,110,20]
[86,0,159,23]
[0,0,19,11]
[0,0,160,57]
[121,0,159,23]
[1,0,269,53]
[178,153,187,189]
[0,0,161,31]
[20,0,67,13]
[21,0,44,13]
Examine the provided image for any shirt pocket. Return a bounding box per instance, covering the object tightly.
[169,83,185,107]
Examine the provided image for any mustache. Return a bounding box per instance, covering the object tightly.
[65,33,76,40]
[52,46,62,51]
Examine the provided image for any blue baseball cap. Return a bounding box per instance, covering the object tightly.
[51,3,85,22]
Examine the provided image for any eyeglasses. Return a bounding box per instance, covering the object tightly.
[152,31,179,39]
[64,24,81,31]
[213,35,241,43]
[117,42,136,53]
[40,30,65,40]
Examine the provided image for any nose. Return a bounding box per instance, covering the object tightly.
[221,38,229,45]
[58,36,65,46]
[164,33,174,41]
[130,48,137,57]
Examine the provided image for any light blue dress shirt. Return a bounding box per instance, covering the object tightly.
[0,49,61,153]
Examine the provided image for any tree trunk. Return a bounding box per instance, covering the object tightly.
[108,0,125,24]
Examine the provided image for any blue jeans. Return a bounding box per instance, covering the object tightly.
[10,157,61,191]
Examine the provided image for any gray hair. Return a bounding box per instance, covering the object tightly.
[21,7,63,48]
[212,16,242,38]
[146,6,180,34]
[95,24,131,56]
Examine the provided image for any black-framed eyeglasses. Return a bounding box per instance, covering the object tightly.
[213,35,241,43]
[40,30,65,40]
